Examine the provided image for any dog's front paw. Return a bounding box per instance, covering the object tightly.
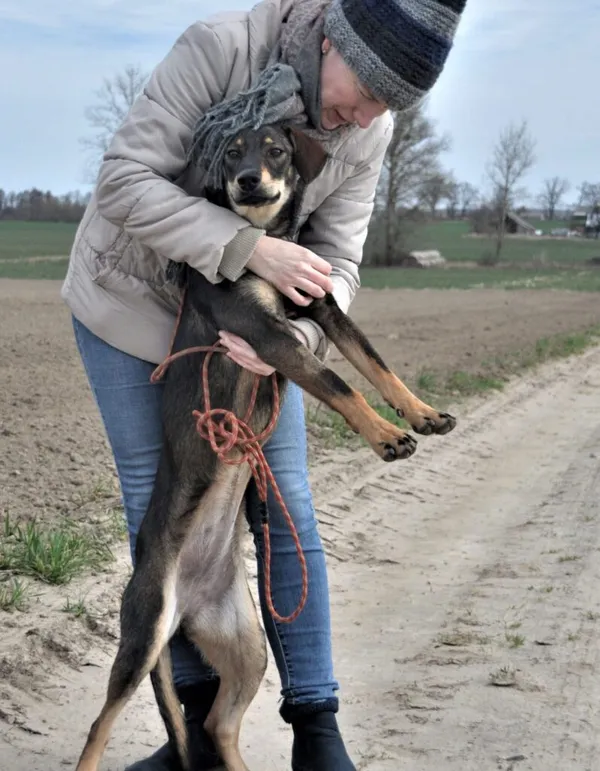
[397,401,457,436]
[372,422,417,462]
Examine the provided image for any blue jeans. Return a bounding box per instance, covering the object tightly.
[72,315,339,708]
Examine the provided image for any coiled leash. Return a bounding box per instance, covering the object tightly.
[150,289,308,624]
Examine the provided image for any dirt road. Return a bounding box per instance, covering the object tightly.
[2,328,600,769]
[2,279,600,526]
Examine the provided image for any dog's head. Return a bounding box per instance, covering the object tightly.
[219,125,327,233]
[167,125,326,289]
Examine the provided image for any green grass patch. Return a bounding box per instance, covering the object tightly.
[445,371,504,396]
[428,327,600,401]
[0,513,114,585]
[63,596,88,618]
[534,331,597,361]
[0,258,69,280]
[402,219,600,265]
[483,327,600,379]
[505,632,526,648]
[416,371,438,392]
[0,577,31,612]
[360,265,600,292]
[0,221,77,260]
[411,368,506,402]
[105,505,129,543]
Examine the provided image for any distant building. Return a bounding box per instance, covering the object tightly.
[503,211,537,235]
[570,208,600,238]
[570,210,588,231]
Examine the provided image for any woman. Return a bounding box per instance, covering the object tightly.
[62,0,467,768]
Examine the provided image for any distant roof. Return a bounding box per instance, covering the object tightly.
[506,211,536,231]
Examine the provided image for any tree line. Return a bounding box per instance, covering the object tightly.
[0,188,91,223]
[6,65,599,264]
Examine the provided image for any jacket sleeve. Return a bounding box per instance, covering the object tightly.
[95,21,263,284]
[291,114,393,358]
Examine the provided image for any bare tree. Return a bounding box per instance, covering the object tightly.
[80,64,149,182]
[577,182,600,209]
[445,174,460,219]
[418,172,453,218]
[375,103,450,264]
[538,177,570,221]
[486,120,536,260]
[457,182,479,218]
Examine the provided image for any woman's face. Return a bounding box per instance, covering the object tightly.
[319,38,388,131]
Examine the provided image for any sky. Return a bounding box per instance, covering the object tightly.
[1,0,598,205]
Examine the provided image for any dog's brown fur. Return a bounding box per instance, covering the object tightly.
[75,125,456,771]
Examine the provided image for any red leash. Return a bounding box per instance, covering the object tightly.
[150,291,308,624]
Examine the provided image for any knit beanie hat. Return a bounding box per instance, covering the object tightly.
[323,0,467,111]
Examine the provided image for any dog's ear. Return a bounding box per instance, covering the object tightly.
[288,127,327,185]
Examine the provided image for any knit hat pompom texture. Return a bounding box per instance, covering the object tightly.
[324,0,467,111]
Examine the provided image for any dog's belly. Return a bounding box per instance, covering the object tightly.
[172,463,253,635]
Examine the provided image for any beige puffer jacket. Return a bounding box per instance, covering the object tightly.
[61,0,393,364]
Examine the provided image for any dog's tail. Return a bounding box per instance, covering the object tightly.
[150,646,190,770]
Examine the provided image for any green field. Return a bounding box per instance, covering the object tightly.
[401,220,600,264]
[0,221,77,260]
[0,258,70,280]
[1,219,600,289]
[359,265,600,292]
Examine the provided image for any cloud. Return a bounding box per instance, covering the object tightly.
[427,0,600,199]
[0,0,248,36]
[455,0,568,53]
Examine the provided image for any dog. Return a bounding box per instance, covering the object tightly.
[75,123,456,771]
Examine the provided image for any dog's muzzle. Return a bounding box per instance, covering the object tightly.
[237,170,261,194]
[234,171,281,207]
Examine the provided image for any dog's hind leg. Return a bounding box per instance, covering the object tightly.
[76,559,184,771]
[184,570,267,771]
[150,645,188,767]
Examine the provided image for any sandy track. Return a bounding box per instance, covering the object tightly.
[2,339,600,770]
[3,280,600,527]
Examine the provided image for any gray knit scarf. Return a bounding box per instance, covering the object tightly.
[187,0,345,189]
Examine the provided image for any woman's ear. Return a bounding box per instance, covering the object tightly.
[287,127,328,185]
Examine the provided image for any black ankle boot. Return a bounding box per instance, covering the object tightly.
[281,699,356,771]
[124,680,223,770]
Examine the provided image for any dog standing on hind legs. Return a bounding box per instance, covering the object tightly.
[75,123,457,771]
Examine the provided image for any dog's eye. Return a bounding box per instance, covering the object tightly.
[268,147,284,158]
[226,149,241,160]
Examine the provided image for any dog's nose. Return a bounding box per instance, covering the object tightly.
[237,170,261,193]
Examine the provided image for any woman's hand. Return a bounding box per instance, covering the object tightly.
[246,235,334,306]
[218,331,275,376]
[222,236,331,372]
[218,327,306,376]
